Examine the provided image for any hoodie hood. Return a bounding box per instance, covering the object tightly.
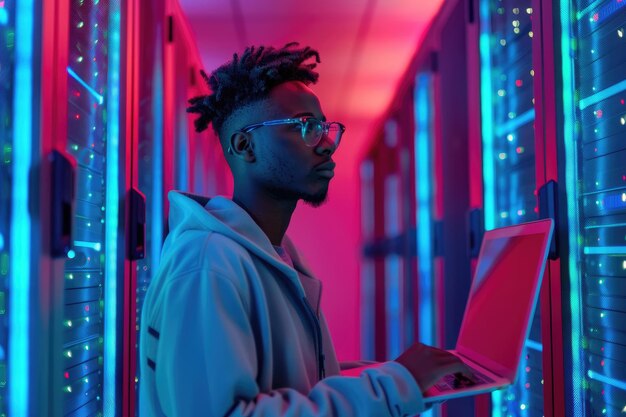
[166,191,317,295]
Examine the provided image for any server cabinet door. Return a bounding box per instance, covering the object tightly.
[61,0,125,415]
[559,1,626,416]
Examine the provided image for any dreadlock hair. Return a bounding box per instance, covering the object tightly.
[187,42,321,138]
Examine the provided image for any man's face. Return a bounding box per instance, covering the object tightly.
[243,81,337,207]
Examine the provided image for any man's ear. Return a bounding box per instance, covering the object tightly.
[228,131,255,162]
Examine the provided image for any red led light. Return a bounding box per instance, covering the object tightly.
[75,114,80,120]
[64,372,70,379]
[595,109,603,118]
[621,99,625,105]
[85,305,90,312]
[601,360,605,366]
[525,366,531,372]
[593,13,599,21]
[74,91,81,97]
[515,79,523,87]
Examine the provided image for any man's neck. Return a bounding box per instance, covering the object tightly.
[232,190,296,246]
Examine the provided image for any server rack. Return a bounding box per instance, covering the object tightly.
[479,0,545,415]
[559,1,626,416]
[360,107,417,363]
[133,3,232,414]
[60,0,125,415]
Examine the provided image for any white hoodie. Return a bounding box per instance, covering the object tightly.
[139,191,425,416]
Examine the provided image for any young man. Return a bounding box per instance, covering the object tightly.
[139,43,468,417]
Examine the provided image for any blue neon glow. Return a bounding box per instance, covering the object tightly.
[67,66,105,105]
[0,232,4,251]
[414,73,437,417]
[575,0,603,20]
[103,6,121,416]
[579,79,626,111]
[525,339,543,352]
[0,8,8,25]
[587,370,626,391]
[415,73,434,347]
[493,109,535,138]
[479,0,496,232]
[10,0,33,415]
[583,246,626,255]
[559,0,584,415]
[73,240,102,251]
[584,222,626,229]
[587,0,626,24]
[151,43,164,271]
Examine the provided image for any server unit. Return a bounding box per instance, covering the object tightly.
[479,0,545,415]
[559,0,626,416]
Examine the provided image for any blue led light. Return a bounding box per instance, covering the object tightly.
[493,109,535,138]
[67,66,104,104]
[0,8,8,25]
[575,0,604,20]
[578,78,626,111]
[587,370,626,391]
[0,232,4,251]
[10,0,34,415]
[583,246,626,255]
[73,240,102,251]
[414,73,435,348]
[524,339,543,352]
[479,0,496,232]
[414,72,437,417]
[103,5,121,416]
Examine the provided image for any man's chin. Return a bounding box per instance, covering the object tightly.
[302,191,329,208]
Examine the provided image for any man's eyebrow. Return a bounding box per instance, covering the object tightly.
[292,112,327,121]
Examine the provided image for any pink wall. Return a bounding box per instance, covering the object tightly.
[287,146,362,361]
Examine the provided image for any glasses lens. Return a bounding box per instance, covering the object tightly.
[302,119,323,145]
[327,122,344,146]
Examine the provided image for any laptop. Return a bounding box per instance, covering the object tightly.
[423,218,554,403]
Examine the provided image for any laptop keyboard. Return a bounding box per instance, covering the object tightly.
[434,369,495,391]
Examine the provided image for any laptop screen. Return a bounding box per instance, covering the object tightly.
[456,223,551,374]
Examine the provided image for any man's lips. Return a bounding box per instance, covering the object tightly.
[315,161,336,171]
[315,161,336,179]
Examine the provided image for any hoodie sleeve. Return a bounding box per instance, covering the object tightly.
[149,268,426,417]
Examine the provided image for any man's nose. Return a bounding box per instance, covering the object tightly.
[314,134,336,156]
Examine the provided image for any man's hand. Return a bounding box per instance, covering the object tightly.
[395,343,473,392]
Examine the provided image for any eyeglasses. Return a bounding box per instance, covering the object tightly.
[239,117,346,148]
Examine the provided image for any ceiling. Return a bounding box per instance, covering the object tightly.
[178,0,445,162]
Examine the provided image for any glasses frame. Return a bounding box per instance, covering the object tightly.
[239,116,345,147]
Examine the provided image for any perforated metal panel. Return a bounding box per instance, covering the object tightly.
[62,0,121,415]
[560,1,626,416]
